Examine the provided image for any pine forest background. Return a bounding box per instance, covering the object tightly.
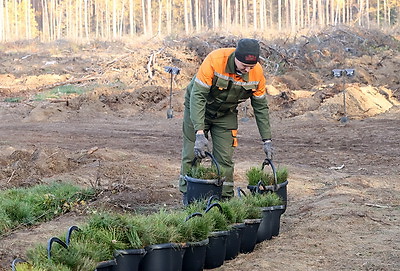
[0,0,399,42]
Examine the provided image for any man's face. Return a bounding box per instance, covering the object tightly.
[234,58,256,74]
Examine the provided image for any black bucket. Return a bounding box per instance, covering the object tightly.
[225,223,245,260]
[114,248,146,271]
[95,260,117,271]
[185,152,224,204]
[204,230,229,269]
[182,238,209,271]
[240,219,261,254]
[257,207,274,243]
[271,205,286,236]
[140,243,185,271]
[247,159,288,209]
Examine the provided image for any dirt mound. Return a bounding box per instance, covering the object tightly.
[267,84,399,119]
[0,147,79,189]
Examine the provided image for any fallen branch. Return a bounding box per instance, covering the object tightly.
[7,170,15,183]
[365,203,391,209]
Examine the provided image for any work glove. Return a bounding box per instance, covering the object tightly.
[263,139,273,160]
[194,133,209,159]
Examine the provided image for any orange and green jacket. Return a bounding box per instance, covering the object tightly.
[185,48,271,140]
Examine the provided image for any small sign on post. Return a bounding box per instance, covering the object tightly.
[164,66,181,119]
[332,68,355,123]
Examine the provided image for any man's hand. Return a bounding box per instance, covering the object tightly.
[194,132,209,159]
[263,139,273,160]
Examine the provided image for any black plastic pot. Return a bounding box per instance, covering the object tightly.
[95,259,117,271]
[139,242,185,271]
[113,248,146,271]
[185,152,224,204]
[271,204,286,236]
[247,159,288,208]
[204,230,229,269]
[240,219,261,254]
[257,207,274,243]
[182,238,209,271]
[225,223,245,260]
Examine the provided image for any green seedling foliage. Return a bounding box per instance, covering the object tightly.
[4,97,22,103]
[0,182,95,236]
[181,214,213,242]
[14,262,46,271]
[85,212,142,249]
[33,85,89,101]
[243,192,283,208]
[26,214,127,271]
[186,164,221,180]
[90,228,129,252]
[0,210,13,234]
[125,225,143,249]
[87,212,129,231]
[204,206,230,232]
[220,197,248,224]
[26,245,71,271]
[246,166,268,186]
[219,201,236,224]
[22,185,286,270]
[2,200,34,224]
[246,166,289,186]
[184,199,208,213]
[273,167,289,185]
[141,210,183,245]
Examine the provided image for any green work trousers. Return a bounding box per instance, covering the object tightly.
[179,106,237,197]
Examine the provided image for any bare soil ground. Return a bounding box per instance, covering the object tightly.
[0,26,399,270]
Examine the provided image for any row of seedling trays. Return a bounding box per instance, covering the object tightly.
[12,159,288,271]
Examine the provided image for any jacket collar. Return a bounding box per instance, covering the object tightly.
[226,52,249,81]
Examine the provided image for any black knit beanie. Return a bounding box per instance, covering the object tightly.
[235,38,260,64]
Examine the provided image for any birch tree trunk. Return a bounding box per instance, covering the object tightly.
[377,0,380,26]
[244,0,248,29]
[42,0,49,40]
[253,0,257,30]
[14,0,19,38]
[259,0,265,30]
[235,0,239,26]
[300,0,304,28]
[184,0,189,34]
[84,0,89,39]
[318,0,323,26]
[147,0,153,35]
[158,0,162,35]
[25,0,31,38]
[141,0,147,35]
[366,0,370,28]
[290,0,296,32]
[312,0,316,26]
[195,0,200,32]
[166,0,171,34]
[119,0,125,36]
[0,0,4,40]
[214,0,219,29]
[129,0,135,36]
[278,0,282,30]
